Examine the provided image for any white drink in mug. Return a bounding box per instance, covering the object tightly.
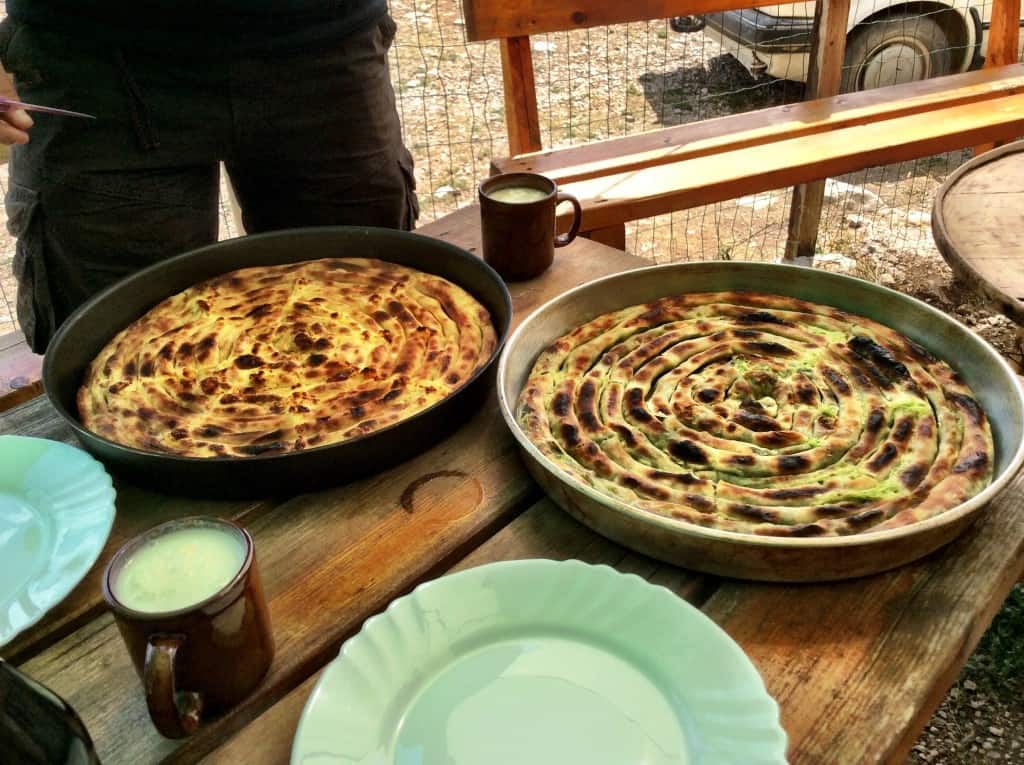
[487,186,549,204]
[113,525,246,613]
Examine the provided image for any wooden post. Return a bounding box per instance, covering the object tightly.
[500,36,542,156]
[974,0,1022,154]
[783,0,852,263]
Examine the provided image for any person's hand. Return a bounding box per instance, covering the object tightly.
[0,108,32,144]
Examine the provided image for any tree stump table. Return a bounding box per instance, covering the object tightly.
[933,140,1024,333]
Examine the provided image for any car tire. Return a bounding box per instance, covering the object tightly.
[841,13,954,92]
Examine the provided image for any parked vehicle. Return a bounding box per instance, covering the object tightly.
[674,2,1024,92]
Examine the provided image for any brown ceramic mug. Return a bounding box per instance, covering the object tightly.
[102,517,274,739]
[479,172,583,281]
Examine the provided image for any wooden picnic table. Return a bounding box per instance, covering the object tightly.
[4,205,1024,765]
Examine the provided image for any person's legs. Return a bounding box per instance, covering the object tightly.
[0,21,225,352]
[226,14,419,233]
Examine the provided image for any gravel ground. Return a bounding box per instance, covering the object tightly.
[0,3,1020,759]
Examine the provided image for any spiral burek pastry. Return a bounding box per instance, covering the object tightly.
[518,292,994,536]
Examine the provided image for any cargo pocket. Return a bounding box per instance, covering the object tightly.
[7,182,55,353]
[398,147,420,231]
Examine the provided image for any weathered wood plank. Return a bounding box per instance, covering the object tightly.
[784,0,851,262]
[500,36,543,156]
[493,64,1024,185]
[207,460,1024,765]
[14,233,645,765]
[464,0,803,42]
[555,93,1024,231]
[975,0,1022,153]
[201,498,712,764]
[704,469,1024,764]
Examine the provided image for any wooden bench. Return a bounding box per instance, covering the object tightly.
[465,0,1024,254]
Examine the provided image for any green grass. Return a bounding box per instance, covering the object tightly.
[966,584,1024,700]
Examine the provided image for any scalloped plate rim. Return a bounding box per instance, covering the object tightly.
[292,558,788,764]
[0,435,116,648]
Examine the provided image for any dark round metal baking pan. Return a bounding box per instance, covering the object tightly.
[43,226,511,498]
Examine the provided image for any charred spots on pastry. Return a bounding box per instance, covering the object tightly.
[306,353,327,368]
[107,381,129,394]
[196,424,226,438]
[795,381,818,406]
[814,504,849,518]
[731,504,779,523]
[646,469,700,486]
[904,339,938,363]
[756,430,802,448]
[787,523,827,537]
[892,417,913,442]
[293,332,314,350]
[611,424,638,447]
[445,373,460,386]
[683,493,714,512]
[560,422,582,447]
[233,353,264,370]
[765,486,826,500]
[867,443,899,472]
[696,388,719,403]
[736,310,791,326]
[947,392,985,426]
[732,329,761,339]
[734,410,779,432]
[139,359,155,377]
[900,463,927,488]
[246,303,274,319]
[866,408,885,434]
[170,427,188,440]
[383,389,402,402]
[196,334,217,362]
[954,451,989,474]
[578,379,597,412]
[847,508,885,528]
[729,454,755,466]
[625,388,652,422]
[822,367,850,395]
[200,377,220,395]
[777,454,810,473]
[235,441,286,456]
[669,439,708,464]
[742,340,795,357]
[552,392,571,417]
[848,336,910,382]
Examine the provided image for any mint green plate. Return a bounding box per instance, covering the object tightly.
[0,435,116,648]
[292,559,787,764]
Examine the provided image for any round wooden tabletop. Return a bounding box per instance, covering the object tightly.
[932,140,1024,325]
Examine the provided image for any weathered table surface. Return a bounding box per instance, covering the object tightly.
[4,206,1024,765]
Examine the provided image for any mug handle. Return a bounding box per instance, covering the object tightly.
[554,191,583,248]
[144,634,203,739]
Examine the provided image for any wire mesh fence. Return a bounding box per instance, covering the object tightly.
[0,0,1018,340]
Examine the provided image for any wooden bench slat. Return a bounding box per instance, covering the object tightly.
[555,93,1024,231]
[492,65,1024,184]
[463,0,807,42]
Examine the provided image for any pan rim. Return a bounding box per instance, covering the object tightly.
[497,260,1024,551]
[43,225,512,466]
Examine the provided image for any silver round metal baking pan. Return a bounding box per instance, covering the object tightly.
[497,262,1024,582]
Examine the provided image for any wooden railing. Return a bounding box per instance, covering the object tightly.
[466,0,1024,257]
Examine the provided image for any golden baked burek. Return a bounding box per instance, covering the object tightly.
[79,258,497,457]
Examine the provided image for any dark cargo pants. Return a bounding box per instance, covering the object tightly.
[0,14,418,353]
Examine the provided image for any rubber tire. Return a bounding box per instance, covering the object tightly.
[841,13,954,93]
